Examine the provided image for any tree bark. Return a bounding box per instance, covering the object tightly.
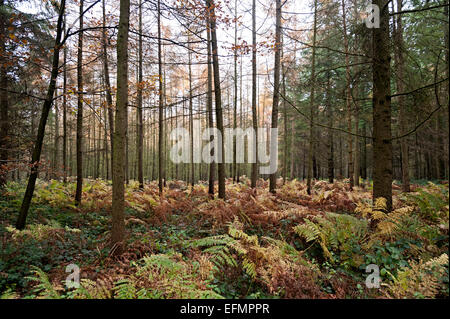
[269,0,281,193]
[207,0,225,199]
[342,0,353,191]
[250,0,258,189]
[394,0,410,192]
[102,0,114,181]
[111,0,130,254]
[0,0,9,188]
[306,0,317,195]
[157,0,164,193]
[137,0,144,189]
[372,0,393,212]
[206,21,215,196]
[75,0,84,205]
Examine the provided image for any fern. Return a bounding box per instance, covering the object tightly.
[294,213,368,264]
[190,218,259,279]
[386,253,449,298]
[26,266,60,299]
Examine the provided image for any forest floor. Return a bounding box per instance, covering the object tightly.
[0,178,448,299]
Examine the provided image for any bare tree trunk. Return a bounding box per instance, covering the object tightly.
[188,38,194,188]
[393,0,410,192]
[269,0,281,193]
[16,0,65,229]
[306,0,317,195]
[0,0,9,188]
[327,71,334,184]
[342,0,353,191]
[75,0,84,205]
[137,0,144,189]
[232,0,238,183]
[111,0,130,254]
[250,0,258,189]
[53,88,59,179]
[157,0,164,194]
[373,0,393,212]
[207,0,225,199]
[63,12,67,183]
[102,0,114,181]
[206,20,215,196]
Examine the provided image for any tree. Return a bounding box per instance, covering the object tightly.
[342,0,353,191]
[250,0,258,189]
[269,0,281,193]
[306,0,318,195]
[137,0,144,189]
[206,14,215,196]
[393,0,410,192]
[111,0,130,254]
[207,0,225,199]
[102,0,114,181]
[372,0,393,212]
[157,0,164,193]
[75,0,84,205]
[16,0,66,229]
[0,0,9,188]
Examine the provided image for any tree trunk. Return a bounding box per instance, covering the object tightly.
[137,0,144,189]
[327,71,334,184]
[111,0,130,254]
[0,0,9,188]
[16,0,65,229]
[269,0,281,193]
[157,0,164,193]
[306,0,317,195]
[102,0,114,181]
[394,0,410,192]
[342,0,353,191]
[250,0,258,189]
[206,21,215,195]
[372,0,393,212]
[207,0,225,199]
[233,0,238,183]
[62,12,67,183]
[75,0,84,205]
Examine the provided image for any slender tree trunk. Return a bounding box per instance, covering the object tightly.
[250,0,258,189]
[306,0,317,195]
[157,0,164,193]
[0,0,9,188]
[327,71,334,184]
[342,0,353,191]
[188,39,194,188]
[137,0,144,189]
[206,22,215,195]
[394,0,410,192]
[16,0,65,229]
[372,0,393,212]
[75,0,84,205]
[53,88,59,179]
[232,0,238,183]
[269,0,281,193]
[111,0,130,254]
[62,12,67,183]
[102,0,114,180]
[361,120,367,180]
[207,0,225,199]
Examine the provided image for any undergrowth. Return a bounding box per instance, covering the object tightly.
[0,178,448,299]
